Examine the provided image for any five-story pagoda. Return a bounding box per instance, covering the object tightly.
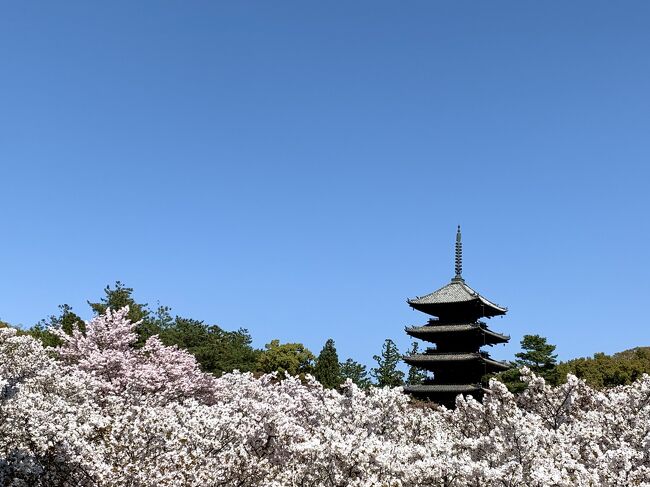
[403,227,510,406]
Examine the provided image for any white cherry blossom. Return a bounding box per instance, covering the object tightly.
[1,310,649,486]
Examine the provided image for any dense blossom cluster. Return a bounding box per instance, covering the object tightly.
[1,308,649,486]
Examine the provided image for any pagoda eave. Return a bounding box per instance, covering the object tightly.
[406,278,507,320]
[407,299,506,319]
[405,324,509,344]
[403,353,510,372]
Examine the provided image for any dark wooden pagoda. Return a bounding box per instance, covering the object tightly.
[403,227,510,407]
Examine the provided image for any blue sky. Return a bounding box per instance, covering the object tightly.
[1,2,649,368]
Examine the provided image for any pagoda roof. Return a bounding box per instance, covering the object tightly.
[407,279,507,318]
[403,352,510,370]
[408,278,508,315]
[405,323,509,342]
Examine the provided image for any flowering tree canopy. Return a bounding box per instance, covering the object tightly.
[53,307,216,403]
[1,308,650,486]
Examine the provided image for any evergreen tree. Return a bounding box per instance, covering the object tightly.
[516,334,558,371]
[493,367,528,394]
[88,281,159,345]
[371,339,404,387]
[556,347,650,388]
[157,316,260,376]
[88,281,150,323]
[29,304,85,347]
[406,341,428,385]
[496,334,559,392]
[340,358,371,389]
[88,282,188,346]
[313,338,342,388]
[517,334,559,384]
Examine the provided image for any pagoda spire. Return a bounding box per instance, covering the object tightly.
[454,225,463,281]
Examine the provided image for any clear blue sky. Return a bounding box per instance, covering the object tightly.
[1,2,649,367]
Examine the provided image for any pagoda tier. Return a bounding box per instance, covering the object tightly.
[402,226,511,407]
[407,278,506,322]
[405,321,509,351]
[403,352,509,378]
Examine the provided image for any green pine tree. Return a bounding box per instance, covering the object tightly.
[371,339,404,387]
[88,281,161,345]
[313,338,342,388]
[88,281,150,322]
[157,316,260,376]
[516,334,558,370]
[495,334,559,392]
[340,358,371,389]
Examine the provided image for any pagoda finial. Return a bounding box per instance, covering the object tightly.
[454,225,463,280]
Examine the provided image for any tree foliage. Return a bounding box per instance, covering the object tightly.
[52,307,216,402]
[29,282,260,375]
[557,347,650,389]
[516,334,558,371]
[496,334,559,392]
[157,315,259,376]
[28,304,85,347]
[371,338,404,387]
[88,281,156,345]
[340,358,371,389]
[256,339,315,376]
[313,338,342,389]
[88,281,150,323]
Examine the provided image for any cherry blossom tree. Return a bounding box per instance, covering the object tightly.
[1,308,649,486]
[53,307,216,404]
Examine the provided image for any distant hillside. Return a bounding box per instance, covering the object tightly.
[613,346,650,360]
[557,346,650,388]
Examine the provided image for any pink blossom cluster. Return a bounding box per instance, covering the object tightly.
[1,308,649,486]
